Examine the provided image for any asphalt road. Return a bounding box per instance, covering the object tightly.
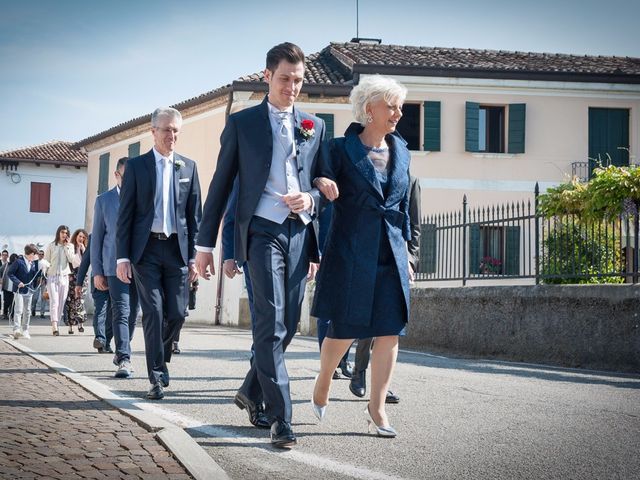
[6,316,640,480]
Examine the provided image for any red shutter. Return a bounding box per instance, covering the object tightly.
[30,182,51,213]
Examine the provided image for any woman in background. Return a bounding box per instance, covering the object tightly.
[43,225,81,335]
[65,228,88,334]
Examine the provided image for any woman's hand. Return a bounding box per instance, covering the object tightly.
[314,177,339,201]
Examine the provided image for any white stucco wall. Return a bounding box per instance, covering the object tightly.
[0,163,87,255]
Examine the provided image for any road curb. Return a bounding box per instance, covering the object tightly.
[2,336,230,480]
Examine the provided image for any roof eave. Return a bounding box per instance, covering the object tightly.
[353,64,640,84]
[0,157,87,167]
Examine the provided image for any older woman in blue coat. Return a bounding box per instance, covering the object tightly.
[311,75,411,437]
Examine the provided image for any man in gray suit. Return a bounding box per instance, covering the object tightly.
[92,156,139,377]
[117,107,202,400]
[195,42,326,448]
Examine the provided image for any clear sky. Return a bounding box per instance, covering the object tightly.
[1,0,638,152]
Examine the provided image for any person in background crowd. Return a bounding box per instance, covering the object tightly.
[65,229,88,334]
[93,156,138,376]
[30,250,47,318]
[0,249,9,319]
[2,253,17,321]
[7,243,42,339]
[76,234,113,354]
[43,225,81,335]
[315,202,353,380]
[220,179,269,429]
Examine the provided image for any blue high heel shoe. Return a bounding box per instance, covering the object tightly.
[311,376,327,421]
[364,404,397,438]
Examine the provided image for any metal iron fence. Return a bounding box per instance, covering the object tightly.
[416,183,638,284]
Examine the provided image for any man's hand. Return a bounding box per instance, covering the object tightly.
[188,263,198,283]
[222,259,242,279]
[74,285,83,297]
[408,261,415,284]
[94,274,108,291]
[195,251,215,280]
[283,192,312,214]
[307,262,319,281]
[314,177,339,201]
[116,261,132,284]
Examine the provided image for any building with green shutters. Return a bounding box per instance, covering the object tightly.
[74,39,640,323]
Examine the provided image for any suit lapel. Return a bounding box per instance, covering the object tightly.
[344,134,384,200]
[143,150,156,198]
[259,97,274,150]
[173,153,181,209]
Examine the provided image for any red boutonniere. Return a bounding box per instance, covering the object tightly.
[299,119,315,140]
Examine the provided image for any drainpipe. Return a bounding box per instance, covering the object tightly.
[213,89,235,326]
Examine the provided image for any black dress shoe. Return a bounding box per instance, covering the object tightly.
[103,345,114,354]
[93,338,105,353]
[172,341,181,354]
[349,370,366,398]
[146,382,164,400]
[339,360,353,378]
[385,390,400,404]
[161,372,170,388]
[270,421,296,449]
[234,391,270,428]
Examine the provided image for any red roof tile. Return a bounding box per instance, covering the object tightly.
[0,141,87,166]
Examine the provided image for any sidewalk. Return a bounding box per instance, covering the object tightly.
[0,339,192,479]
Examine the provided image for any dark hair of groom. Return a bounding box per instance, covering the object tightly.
[266,42,305,72]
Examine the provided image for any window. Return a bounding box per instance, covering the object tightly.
[315,113,334,140]
[128,142,140,158]
[30,182,50,213]
[466,102,526,154]
[396,103,420,151]
[98,153,110,194]
[470,225,520,275]
[478,106,505,153]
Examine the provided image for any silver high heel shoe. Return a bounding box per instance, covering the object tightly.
[311,376,327,421]
[364,404,397,438]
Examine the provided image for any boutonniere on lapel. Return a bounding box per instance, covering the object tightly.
[298,119,315,141]
[174,159,185,171]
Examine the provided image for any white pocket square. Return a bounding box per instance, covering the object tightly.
[179,178,190,183]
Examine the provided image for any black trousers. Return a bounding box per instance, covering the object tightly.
[239,216,311,424]
[132,235,187,384]
[353,337,374,375]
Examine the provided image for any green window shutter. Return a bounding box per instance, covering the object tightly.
[316,113,334,140]
[98,153,110,195]
[423,101,441,151]
[588,108,630,174]
[469,224,480,274]
[504,226,520,275]
[128,141,140,158]
[465,102,479,152]
[507,103,526,154]
[420,223,437,273]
